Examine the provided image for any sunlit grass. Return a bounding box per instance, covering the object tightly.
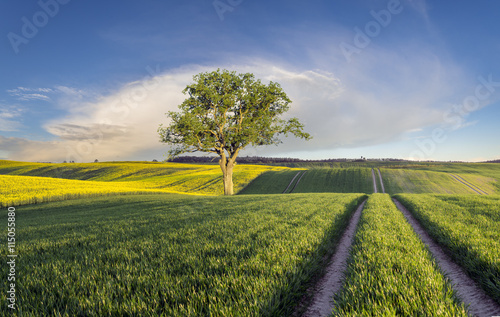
[380,168,486,194]
[332,194,468,316]
[395,193,500,305]
[0,193,365,316]
[0,160,288,206]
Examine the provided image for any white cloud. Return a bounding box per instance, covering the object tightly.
[7,87,54,101]
[2,49,491,162]
[0,106,24,132]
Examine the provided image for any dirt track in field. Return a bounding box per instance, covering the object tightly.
[289,170,306,193]
[371,168,378,193]
[283,171,303,193]
[449,174,488,195]
[377,168,385,193]
[394,199,500,317]
[299,200,367,317]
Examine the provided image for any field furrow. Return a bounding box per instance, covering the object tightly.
[449,173,489,195]
[377,168,385,193]
[332,194,468,316]
[288,171,307,193]
[393,198,500,316]
[291,168,373,194]
[394,194,500,306]
[238,170,304,195]
[379,169,481,195]
[283,171,305,193]
[371,168,378,193]
[301,199,366,316]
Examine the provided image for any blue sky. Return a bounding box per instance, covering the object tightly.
[1,0,499,162]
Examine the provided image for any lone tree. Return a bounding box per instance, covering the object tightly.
[158,69,311,195]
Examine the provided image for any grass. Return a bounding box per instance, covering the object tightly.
[273,161,500,193]
[0,175,175,208]
[449,173,496,194]
[241,168,373,195]
[395,162,500,193]
[293,168,373,194]
[0,160,288,204]
[394,194,500,305]
[379,168,489,195]
[238,170,305,195]
[332,194,468,316]
[3,158,500,314]
[0,193,366,316]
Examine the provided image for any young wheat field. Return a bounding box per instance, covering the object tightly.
[1,159,499,315]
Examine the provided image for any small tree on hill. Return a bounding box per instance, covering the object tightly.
[158,69,311,195]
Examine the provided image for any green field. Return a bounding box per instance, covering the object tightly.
[2,159,500,314]
[0,160,288,205]
[238,170,305,195]
[407,162,500,193]
[242,164,497,195]
[332,194,468,316]
[0,193,365,316]
[241,168,373,194]
[379,168,490,195]
[292,168,373,194]
[271,161,500,194]
[394,194,500,305]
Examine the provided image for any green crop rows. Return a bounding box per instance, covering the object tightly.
[292,168,373,194]
[242,168,373,194]
[395,194,500,305]
[379,169,486,195]
[332,194,468,316]
[0,193,365,316]
[238,170,305,195]
[2,159,500,315]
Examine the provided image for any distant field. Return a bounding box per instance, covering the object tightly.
[379,168,494,195]
[238,170,305,195]
[271,161,500,193]
[0,193,365,316]
[395,194,500,305]
[292,168,373,194]
[0,175,171,207]
[241,168,373,194]
[408,162,500,192]
[0,160,288,205]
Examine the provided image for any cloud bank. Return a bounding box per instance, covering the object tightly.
[1,49,485,162]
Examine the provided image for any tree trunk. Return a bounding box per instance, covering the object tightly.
[219,154,235,195]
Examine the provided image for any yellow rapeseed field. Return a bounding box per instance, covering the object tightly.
[0,175,168,207]
[0,160,288,207]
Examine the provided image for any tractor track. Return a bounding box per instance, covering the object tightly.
[283,170,306,194]
[283,171,303,194]
[449,174,488,195]
[371,168,378,193]
[393,199,500,317]
[377,168,385,194]
[289,170,306,193]
[299,200,367,317]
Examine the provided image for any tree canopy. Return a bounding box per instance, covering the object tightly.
[158,69,311,195]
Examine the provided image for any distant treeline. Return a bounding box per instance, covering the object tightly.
[167,156,407,165]
[485,159,500,163]
[168,156,306,164]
